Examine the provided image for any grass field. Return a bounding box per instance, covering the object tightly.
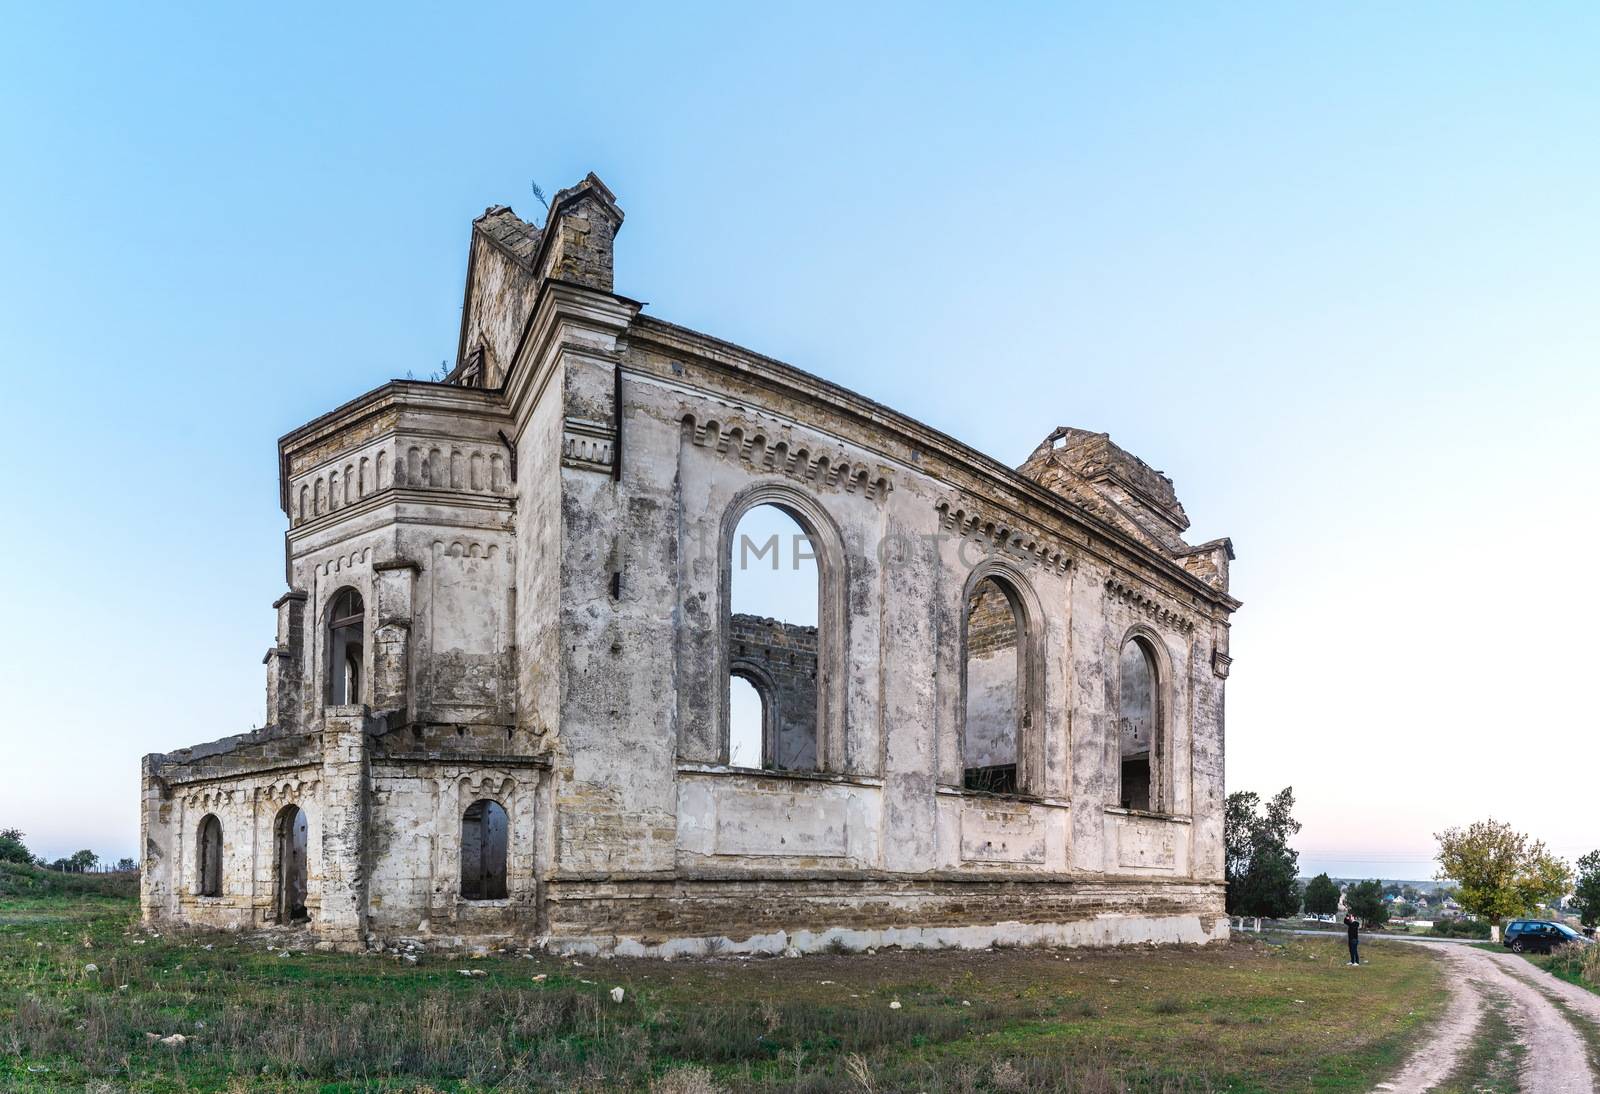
[0,864,1448,1092]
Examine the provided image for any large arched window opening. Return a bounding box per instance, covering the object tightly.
[326,588,364,705]
[726,503,819,771]
[196,814,223,897]
[273,804,308,924]
[962,576,1026,794]
[1117,636,1161,812]
[461,799,508,900]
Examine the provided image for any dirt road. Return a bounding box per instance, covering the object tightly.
[1376,940,1598,1093]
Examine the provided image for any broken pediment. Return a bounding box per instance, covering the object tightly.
[1017,426,1191,554]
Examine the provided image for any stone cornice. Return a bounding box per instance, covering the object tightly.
[276,382,510,515]
[502,280,640,438]
[679,409,894,502]
[1104,576,1198,634]
[629,316,1241,616]
[933,498,1073,574]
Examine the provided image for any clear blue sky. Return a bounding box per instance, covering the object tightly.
[3,3,1596,877]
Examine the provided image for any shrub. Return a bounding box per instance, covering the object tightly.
[1546,942,1600,987]
[1427,918,1491,940]
[0,828,34,865]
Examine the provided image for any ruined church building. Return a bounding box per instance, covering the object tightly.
[140,174,1240,954]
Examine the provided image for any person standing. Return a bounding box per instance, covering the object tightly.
[1345,912,1361,965]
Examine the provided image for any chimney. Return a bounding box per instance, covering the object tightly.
[535,172,625,292]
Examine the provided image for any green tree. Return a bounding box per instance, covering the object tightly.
[0,828,34,865]
[1571,850,1600,929]
[1345,879,1390,926]
[1303,872,1341,916]
[1225,787,1302,919]
[1434,819,1571,926]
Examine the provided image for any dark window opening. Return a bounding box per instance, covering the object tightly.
[963,763,1019,795]
[274,805,308,924]
[327,587,364,705]
[197,814,223,897]
[461,799,508,900]
[1118,638,1158,812]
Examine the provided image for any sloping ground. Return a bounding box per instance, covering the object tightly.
[0,861,139,901]
[0,888,1446,1092]
[1376,939,1600,1093]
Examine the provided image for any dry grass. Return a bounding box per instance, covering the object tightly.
[0,876,1448,1092]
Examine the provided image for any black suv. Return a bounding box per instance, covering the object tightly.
[1503,919,1589,953]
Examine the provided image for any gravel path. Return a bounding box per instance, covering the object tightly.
[1373,947,1483,1093]
[1376,941,1597,1094]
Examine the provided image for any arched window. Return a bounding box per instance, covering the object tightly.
[728,668,774,769]
[196,814,223,897]
[726,503,819,771]
[273,804,308,923]
[962,576,1025,794]
[1118,636,1160,812]
[326,588,364,705]
[461,799,508,900]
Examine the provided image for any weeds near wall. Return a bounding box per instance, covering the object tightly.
[1,881,1448,1091]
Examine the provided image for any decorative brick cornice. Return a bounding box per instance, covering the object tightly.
[561,416,615,473]
[934,498,1073,574]
[1105,576,1197,633]
[681,412,892,502]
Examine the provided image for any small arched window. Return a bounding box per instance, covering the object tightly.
[196,814,223,897]
[1118,637,1161,812]
[728,669,773,769]
[461,799,508,900]
[327,588,364,705]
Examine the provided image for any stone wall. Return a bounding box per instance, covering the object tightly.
[729,613,818,770]
[142,172,1238,956]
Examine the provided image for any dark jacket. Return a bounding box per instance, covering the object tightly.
[1346,917,1360,940]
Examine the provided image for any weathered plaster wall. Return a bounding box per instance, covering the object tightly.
[144,174,1236,957]
[458,209,540,387]
[365,765,545,940]
[141,758,326,931]
[964,651,1018,770]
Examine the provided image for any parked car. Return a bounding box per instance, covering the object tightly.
[1504,919,1592,953]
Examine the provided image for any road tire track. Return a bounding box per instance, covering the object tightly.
[1377,940,1596,1093]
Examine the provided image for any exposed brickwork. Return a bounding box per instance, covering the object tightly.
[965,580,1019,657]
